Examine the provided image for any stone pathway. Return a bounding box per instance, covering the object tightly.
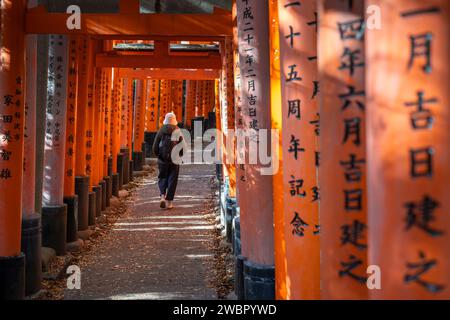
[65,163,218,300]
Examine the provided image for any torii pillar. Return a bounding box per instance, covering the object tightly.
[0,0,26,300]
[159,80,171,127]
[196,81,205,117]
[119,78,131,184]
[185,80,197,129]
[63,37,79,245]
[171,80,183,124]
[110,72,122,196]
[144,79,159,157]
[41,35,70,256]
[85,39,98,226]
[102,66,113,206]
[318,0,368,299]
[366,0,450,299]
[236,0,275,299]
[127,79,134,180]
[133,79,146,171]
[92,58,104,218]
[74,37,92,232]
[21,0,41,297]
[278,0,320,299]
[219,37,237,245]
[96,68,108,210]
[268,0,286,300]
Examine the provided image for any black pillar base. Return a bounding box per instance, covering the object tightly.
[100,180,107,211]
[42,204,68,256]
[141,142,147,159]
[0,253,25,300]
[21,215,42,296]
[129,160,134,181]
[93,185,102,217]
[235,255,246,300]
[225,197,236,243]
[88,192,96,226]
[75,176,89,231]
[112,173,119,197]
[133,151,144,171]
[232,215,241,256]
[120,148,130,184]
[104,176,112,207]
[243,260,275,300]
[64,195,78,243]
[117,153,124,189]
[107,156,113,176]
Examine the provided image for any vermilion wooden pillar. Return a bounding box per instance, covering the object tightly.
[75,37,91,231]
[22,0,42,295]
[85,39,99,226]
[185,80,197,128]
[137,80,147,150]
[205,80,215,115]
[171,80,183,122]
[91,49,104,215]
[23,2,37,221]
[42,35,69,255]
[0,0,27,300]
[222,37,236,198]
[145,80,159,132]
[132,79,146,171]
[159,80,171,126]
[366,0,449,299]
[215,79,220,114]
[236,0,275,299]
[94,65,106,211]
[94,67,104,187]
[111,72,122,176]
[63,36,79,245]
[85,39,96,190]
[318,0,368,299]
[103,67,113,185]
[127,79,134,158]
[196,80,204,117]
[120,78,130,149]
[278,0,320,299]
[64,37,78,200]
[268,0,286,300]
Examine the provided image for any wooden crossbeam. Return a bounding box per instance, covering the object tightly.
[25,5,232,39]
[96,52,222,69]
[117,68,220,80]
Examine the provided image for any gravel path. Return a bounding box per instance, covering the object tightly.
[65,163,218,300]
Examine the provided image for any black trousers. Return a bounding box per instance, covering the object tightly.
[158,161,180,201]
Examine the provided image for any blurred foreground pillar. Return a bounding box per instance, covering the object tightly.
[366,0,450,299]
[0,0,27,300]
[318,0,368,299]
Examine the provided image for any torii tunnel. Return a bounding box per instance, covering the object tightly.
[0,0,449,301]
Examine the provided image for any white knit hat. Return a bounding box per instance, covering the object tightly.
[163,112,178,126]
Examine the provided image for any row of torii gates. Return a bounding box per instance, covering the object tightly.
[0,0,449,300]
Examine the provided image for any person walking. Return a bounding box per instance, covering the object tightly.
[152,112,185,209]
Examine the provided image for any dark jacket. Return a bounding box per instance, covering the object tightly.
[152,124,184,164]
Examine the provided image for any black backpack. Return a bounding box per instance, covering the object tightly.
[158,133,179,163]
